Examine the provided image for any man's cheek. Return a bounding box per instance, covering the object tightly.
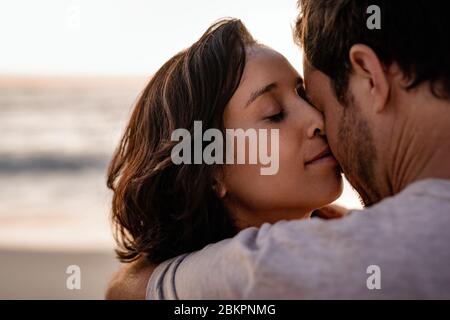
[324,116,341,158]
[323,111,337,137]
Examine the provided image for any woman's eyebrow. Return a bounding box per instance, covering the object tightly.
[244,82,278,108]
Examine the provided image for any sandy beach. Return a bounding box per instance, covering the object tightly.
[0,248,119,299]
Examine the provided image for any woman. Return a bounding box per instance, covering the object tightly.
[107,18,343,265]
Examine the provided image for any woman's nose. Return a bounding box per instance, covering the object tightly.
[306,108,325,139]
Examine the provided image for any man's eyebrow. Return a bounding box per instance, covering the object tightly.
[244,82,278,108]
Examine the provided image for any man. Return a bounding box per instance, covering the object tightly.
[107,0,450,299]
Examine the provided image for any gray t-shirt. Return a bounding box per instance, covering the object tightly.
[147,179,450,299]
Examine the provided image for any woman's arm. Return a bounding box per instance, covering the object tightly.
[105,256,157,300]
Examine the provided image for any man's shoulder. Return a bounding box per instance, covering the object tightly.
[240,178,450,276]
[239,179,450,298]
[265,178,450,243]
[356,178,450,222]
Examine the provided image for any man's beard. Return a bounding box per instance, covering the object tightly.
[337,94,382,207]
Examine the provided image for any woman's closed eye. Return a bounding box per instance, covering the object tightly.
[263,83,309,124]
[266,110,285,123]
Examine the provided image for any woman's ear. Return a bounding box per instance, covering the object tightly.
[212,171,227,198]
[349,44,390,113]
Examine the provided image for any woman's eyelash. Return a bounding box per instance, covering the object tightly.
[266,110,285,123]
[264,84,307,124]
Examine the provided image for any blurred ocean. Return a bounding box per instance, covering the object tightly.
[0,76,147,249]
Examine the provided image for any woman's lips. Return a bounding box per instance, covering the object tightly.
[305,148,338,166]
[306,154,338,166]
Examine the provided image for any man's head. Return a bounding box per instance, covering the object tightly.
[295,0,450,206]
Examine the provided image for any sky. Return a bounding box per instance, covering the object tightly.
[0,0,303,75]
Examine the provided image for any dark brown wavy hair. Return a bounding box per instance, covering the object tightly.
[107,18,256,263]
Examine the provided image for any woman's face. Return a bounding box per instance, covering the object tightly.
[219,46,343,228]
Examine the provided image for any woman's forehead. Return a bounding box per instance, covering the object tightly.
[239,47,299,93]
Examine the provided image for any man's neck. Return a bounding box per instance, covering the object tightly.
[389,98,450,194]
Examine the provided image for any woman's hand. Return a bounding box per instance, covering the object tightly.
[312,204,349,220]
[105,255,157,300]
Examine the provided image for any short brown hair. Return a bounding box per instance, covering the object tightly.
[107,19,255,263]
[295,0,450,103]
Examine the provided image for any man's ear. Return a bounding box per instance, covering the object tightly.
[349,44,389,113]
[212,170,227,198]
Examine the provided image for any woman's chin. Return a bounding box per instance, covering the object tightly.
[315,176,344,207]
